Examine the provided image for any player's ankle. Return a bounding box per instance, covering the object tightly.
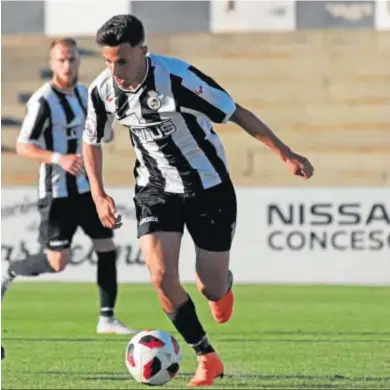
[99,308,114,318]
[166,295,207,343]
[192,336,215,356]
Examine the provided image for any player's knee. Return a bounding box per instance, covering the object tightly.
[50,258,68,272]
[49,261,67,273]
[196,270,228,300]
[198,285,226,302]
[196,249,230,300]
[92,238,116,252]
[151,268,184,312]
[150,266,179,293]
[46,249,70,272]
[150,266,167,289]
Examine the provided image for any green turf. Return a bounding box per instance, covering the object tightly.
[1,283,389,389]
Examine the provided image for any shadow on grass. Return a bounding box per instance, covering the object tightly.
[3,336,390,344]
[21,370,390,385]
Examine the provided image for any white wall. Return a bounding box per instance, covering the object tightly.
[210,0,296,33]
[45,0,131,36]
[375,0,390,30]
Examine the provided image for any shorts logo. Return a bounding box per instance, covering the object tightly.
[49,240,69,247]
[140,216,159,225]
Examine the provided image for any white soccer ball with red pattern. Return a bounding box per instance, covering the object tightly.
[125,330,182,385]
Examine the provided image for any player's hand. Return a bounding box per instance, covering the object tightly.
[285,152,314,179]
[59,154,83,176]
[94,194,123,230]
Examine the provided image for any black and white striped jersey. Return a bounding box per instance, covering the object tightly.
[18,82,90,199]
[83,53,236,194]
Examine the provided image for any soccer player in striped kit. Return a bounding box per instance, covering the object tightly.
[1,39,134,360]
[83,15,314,386]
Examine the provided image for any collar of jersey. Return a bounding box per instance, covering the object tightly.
[115,56,151,94]
[49,82,77,97]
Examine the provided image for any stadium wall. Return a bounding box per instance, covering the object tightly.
[2,188,389,285]
[1,0,389,35]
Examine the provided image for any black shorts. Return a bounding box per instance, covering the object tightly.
[38,192,113,251]
[133,178,237,252]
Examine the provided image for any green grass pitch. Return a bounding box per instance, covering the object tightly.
[1,283,389,389]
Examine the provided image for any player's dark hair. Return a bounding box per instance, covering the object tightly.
[96,14,145,48]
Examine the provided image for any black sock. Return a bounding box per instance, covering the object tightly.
[166,295,215,356]
[97,250,117,317]
[8,252,56,277]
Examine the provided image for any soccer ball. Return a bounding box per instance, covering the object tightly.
[125,330,182,385]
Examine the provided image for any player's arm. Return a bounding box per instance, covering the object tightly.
[82,85,121,229]
[230,104,314,179]
[82,131,105,199]
[179,65,314,178]
[231,104,291,160]
[82,85,114,198]
[16,98,82,176]
[180,65,313,179]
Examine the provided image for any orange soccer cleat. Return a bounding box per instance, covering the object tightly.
[208,270,234,324]
[187,352,224,387]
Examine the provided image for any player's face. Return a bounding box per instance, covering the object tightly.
[101,43,147,89]
[50,44,80,89]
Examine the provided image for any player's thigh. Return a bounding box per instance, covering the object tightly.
[133,185,185,239]
[134,184,184,280]
[78,192,114,242]
[134,186,186,308]
[186,179,237,298]
[38,196,77,252]
[186,178,237,253]
[139,231,182,284]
